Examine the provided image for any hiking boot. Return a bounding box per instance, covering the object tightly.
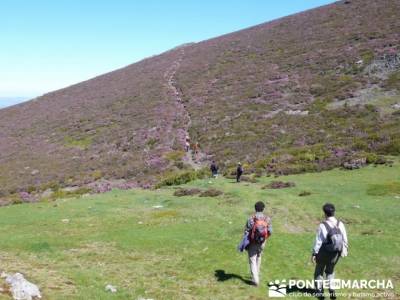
[251,281,259,287]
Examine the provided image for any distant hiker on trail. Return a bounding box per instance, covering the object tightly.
[236,162,243,182]
[185,136,190,152]
[210,161,219,178]
[312,203,348,300]
[193,142,199,155]
[241,201,272,286]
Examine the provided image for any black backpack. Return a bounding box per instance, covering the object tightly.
[322,220,344,253]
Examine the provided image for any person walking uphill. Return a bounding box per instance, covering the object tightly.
[236,162,243,182]
[244,201,272,286]
[312,203,348,300]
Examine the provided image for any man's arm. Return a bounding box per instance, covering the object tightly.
[267,217,273,236]
[340,221,349,256]
[312,224,325,256]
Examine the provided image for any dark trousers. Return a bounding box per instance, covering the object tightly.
[314,249,340,295]
[236,174,242,182]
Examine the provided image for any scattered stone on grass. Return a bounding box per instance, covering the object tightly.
[61,219,70,223]
[263,181,296,189]
[5,272,42,300]
[392,103,400,109]
[40,189,53,199]
[298,191,312,197]
[30,170,39,176]
[353,205,361,208]
[285,110,309,116]
[105,284,117,293]
[374,156,387,165]
[62,186,80,193]
[342,158,367,170]
[152,205,163,209]
[199,188,223,197]
[173,188,201,197]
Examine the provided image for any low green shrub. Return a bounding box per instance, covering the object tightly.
[47,187,91,201]
[384,70,400,91]
[156,167,209,188]
[377,139,400,155]
[164,151,185,162]
[365,153,378,164]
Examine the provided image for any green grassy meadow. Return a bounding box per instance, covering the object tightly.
[0,161,399,299]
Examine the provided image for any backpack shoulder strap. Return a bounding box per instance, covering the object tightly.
[336,219,343,233]
[322,221,332,233]
[250,215,257,240]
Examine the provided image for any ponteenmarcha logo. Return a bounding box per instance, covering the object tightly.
[267,278,394,298]
[268,279,287,297]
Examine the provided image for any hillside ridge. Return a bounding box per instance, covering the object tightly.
[0,0,399,202]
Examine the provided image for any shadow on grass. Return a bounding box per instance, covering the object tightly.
[214,269,253,285]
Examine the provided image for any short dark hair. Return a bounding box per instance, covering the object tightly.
[323,203,335,217]
[255,201,265,212]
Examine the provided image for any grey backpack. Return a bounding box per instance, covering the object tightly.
[322,220,344,253]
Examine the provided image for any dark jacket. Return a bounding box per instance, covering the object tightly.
[210,163,218,173]
[237,166,243,175]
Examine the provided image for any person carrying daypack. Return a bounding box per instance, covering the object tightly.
[312,203,348,300]
[244,201,272,286]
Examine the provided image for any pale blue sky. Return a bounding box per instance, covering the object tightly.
[0,0,335,107]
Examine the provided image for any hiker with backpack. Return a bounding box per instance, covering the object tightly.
[312,203,348,300]
[210,160,219,178]
[236,162,243,182]
[243,201,272,286]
